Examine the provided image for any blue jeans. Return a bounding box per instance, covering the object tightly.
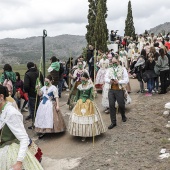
[14,97,28,109]
[147,78,154,93]
[28,97,39,121]
[153,77,159,90]
[58,79,64,97]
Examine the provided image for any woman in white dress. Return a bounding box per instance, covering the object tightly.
[119,48,128,69]
[137,35,145,52]
[102,60,113,113]
[95,54,109,90]
[34,75,66,138]
[127,40,136,67]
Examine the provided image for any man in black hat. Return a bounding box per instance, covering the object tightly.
[24,62,44,129]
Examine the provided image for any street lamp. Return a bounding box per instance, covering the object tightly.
[42,29,47,78]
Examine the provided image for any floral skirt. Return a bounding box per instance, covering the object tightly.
[0,143,43,170]
[68,99,106,137]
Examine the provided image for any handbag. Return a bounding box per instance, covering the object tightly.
[124,90,132,105]
[142,72,149,83]
[154,64,160,75]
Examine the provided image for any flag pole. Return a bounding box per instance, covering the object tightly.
[32,56,42,128]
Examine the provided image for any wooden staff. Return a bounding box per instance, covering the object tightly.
[92,42,97,147]
[68,51,72,91]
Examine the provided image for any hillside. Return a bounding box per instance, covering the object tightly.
[148,22,170,35]
[0,34,86,64]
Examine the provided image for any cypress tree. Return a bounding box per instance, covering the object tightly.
[86,0,97,46]
[93,0,108,52]
[86,0,108,51]
[125,0,135,38]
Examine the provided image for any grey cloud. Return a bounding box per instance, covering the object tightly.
[0,0,170,39]
[0,0,88,32]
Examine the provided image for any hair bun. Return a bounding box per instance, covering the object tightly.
[4,86,9,98]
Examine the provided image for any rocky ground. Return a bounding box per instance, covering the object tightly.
[23,78,170,170]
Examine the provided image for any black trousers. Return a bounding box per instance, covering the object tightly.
[108,89,125,123]
[160,69,169,93]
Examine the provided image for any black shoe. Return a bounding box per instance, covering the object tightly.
[25,115,31,121]
[38,134,45,139]
[108,123,117,129]
[122,116,127,122]
[28,126,35,130]
[158,91,166,94]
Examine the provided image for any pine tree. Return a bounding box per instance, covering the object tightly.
[86,0,108,51]
[125,0,135,38]
[93,0,108,52]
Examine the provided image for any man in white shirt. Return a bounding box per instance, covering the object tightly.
[105,57,129,129]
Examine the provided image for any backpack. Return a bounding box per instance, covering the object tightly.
[59,63,64,76]
[3,72,13,95]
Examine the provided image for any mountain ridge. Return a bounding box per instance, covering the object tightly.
[148,22,170,35]
[0,34,87,64]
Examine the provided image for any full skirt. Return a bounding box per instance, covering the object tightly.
[95,68,107,86]
[68,99,106,137]
[0,143,43,170]
[35,101,66,133]
[102,83,110,108]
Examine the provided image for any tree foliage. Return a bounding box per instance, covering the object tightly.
[93,0,108,52]
[86,0,108,52]
[125,0,135,38]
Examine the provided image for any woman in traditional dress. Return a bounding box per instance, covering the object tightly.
[67,61,89,108]
[95,54,109,90]
[69,61,89,89]
[138,34,145,52]
[102,60,113,113]
[68,72,106,141]
[119,47,128,69]
[127,39,136,68]
[34,75,66,139]
[0,85,43,170]
[157,33,164,48]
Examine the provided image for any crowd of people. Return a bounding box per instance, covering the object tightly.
[0,31,170,169]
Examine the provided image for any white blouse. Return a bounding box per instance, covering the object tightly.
[105,67,129,85]
[0,102,30,162]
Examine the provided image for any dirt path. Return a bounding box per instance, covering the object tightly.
[24,79,170,170]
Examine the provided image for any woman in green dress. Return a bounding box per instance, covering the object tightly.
[68,72,106,139]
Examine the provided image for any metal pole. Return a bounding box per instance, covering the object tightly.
[42,29,47,78]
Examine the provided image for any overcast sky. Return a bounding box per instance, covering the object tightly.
[0,0,170,39]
